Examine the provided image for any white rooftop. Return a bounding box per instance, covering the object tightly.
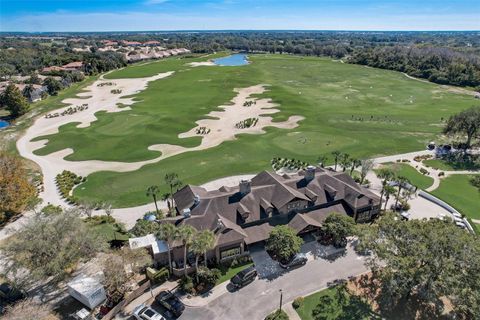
[129,234,168,254]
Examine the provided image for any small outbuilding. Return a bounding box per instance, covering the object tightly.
[67,273,106,309]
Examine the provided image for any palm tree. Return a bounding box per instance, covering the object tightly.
[383,185,396,211]
[156,223,178,274]
[190,230,215,283]
[349,158,361,176]
[177,225,197,277]
[339,153,350,172]
[317,155,328,168]
[394,176,409,209]
[331,151,341,171]
[146,185,160,215]
[376,167,395,210]
[161,192,171,213]
[165,173,182,215]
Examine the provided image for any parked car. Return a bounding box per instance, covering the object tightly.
[230,265,257,288]
[155,290,185,317]
[279,253,308,269]
[132,304,165,320]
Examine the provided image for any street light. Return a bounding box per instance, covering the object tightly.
[279,289,283,312]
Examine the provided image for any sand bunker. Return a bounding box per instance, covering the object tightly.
[18,76,302,206]
[150,84,304,155]
[188,61,216,67]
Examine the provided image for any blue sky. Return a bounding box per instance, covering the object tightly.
[1,0,479,32]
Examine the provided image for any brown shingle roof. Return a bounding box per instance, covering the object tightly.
[172,167,379,246]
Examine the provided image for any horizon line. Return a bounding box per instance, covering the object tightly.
[1,29,479,34]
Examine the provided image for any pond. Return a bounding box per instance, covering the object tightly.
[0,120,9,129]
[213,53,249,66]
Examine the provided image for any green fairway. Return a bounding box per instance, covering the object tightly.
[378,162,434,190]
[431,174,480,220]
[26,54,476,206]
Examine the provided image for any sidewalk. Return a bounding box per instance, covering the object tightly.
[283,303,301,320]
[178,282,229,307]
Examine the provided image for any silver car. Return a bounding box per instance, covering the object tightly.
[132,304,165,320]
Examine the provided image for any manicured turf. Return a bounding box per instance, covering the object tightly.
[423,159,480,171]
[216,262,254,285]
[378,162,434,190]
[26,54,475,206]
[431,174,480,220]
[294,286,377,320]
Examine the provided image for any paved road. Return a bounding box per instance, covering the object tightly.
[178,245,368,320]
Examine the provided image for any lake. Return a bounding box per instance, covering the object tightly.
[213,53,249,66]
[0,120,9,129]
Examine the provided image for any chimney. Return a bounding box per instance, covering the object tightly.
[239,180,251,195]
[305,165,316,181]
[193,194,200,206]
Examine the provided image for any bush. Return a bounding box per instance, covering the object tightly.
[180,276,195,294]
[438,171,445,177]
[41,204,62,215]
[265,309,288,320]
[151,267,170,284]
[419,168,429,175]
[84,215,116,225]
[292,296,304,309]
[196,267,221,288]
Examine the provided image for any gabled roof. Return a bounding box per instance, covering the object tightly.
[172,167,379,246]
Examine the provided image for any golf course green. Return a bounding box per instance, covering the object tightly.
[30,54,475,207]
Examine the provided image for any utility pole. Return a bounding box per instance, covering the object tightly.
[279,289,283,312]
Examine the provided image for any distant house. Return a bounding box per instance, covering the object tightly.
[162,166,380,271]
[144,40,161,46]
[41,65,66,73]
[122,41,142,47]
[13,83,47,102]
[62,61,84,71]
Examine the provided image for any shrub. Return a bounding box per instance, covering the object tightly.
[84,215,116,225]
[265,309,288,320]
[151,267,170,284]
[419,168,429,175]
[196,267,221,288]
[41,204,62,215]
[438,171,445,177]
[180,276,195,294]
[292,296,304,309]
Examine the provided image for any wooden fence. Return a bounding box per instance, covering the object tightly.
[102,279,152,320]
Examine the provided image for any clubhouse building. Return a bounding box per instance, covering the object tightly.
[165,166,380,268]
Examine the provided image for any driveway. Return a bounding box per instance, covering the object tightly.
[178,244,368,320]
[249,237,348,280]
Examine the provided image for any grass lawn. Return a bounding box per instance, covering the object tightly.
[216,262,253,285]
[84,217,129,243]
[22,54,475,206]
[423,158,480,171]
[377,162,434,190]
[431,174,480,220]
[295,286,378,320]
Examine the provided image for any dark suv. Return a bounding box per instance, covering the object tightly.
[155,290,185,317]
[230,265,257,289]
[279,253,308,269]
